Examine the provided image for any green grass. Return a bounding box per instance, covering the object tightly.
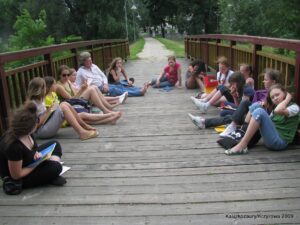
[155,37,185,58]
[129,38,145,60]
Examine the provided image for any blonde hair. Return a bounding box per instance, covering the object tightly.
[217,56,229,67]
[27,77,46,101]
[108,57,122,73]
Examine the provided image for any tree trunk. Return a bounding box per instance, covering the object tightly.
[161,24,165,38]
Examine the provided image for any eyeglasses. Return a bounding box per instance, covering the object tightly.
[62,73,70,77]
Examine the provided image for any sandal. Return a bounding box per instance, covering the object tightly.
[224,147,248,155]
[80,130,99,141]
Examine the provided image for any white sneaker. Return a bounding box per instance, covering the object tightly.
[119,92,128,104]
[219,123,236,138]
[196,102,209,113]
[188,113,205,129]
[190,96,208,113]
[190,96,199,104]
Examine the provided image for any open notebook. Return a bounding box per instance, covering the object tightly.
[26,143,56,168]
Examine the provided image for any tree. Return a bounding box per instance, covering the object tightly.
[218,0,300,39]
[144,0,179,37]
[8,9,54,51]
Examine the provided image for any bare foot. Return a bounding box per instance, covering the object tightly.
[110,111,123,125]
[140,85,148,96]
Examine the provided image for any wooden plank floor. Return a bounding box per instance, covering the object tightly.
[0,59,300,225]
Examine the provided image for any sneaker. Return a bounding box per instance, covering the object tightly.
[119,92,128,104]
[188,113,205,129]
[190,96,207,113]
[196,102,209,113]
[190,96,199,104]
[219,123,236,138]
[51,176,67,186]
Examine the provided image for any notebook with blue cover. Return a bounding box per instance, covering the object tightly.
[26,143,56,168]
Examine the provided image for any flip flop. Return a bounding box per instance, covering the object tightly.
[80,130,99,141]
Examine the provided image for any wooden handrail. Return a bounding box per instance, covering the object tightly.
[0,39,127,63]
[187,34,300,51]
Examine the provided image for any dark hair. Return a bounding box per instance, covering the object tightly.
[44,76,55,94]
[266,83,287,107]
[228,72,246,97]
[265,68,281,83]
[5,101,38,145]
[191,60,206,75]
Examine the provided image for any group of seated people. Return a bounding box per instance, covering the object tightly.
[187,56,300,156]
[0,52,299,195]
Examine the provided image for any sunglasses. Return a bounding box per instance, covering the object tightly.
[62,73,70,77]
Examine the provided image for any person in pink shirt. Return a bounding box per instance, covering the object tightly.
[148,56,182,88]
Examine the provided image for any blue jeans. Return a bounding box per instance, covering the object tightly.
[108,84,142,97]
[249,103,288,150]
[150,75,173,88]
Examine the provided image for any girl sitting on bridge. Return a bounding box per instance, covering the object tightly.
[148,55,182,88]
[0,101,66,195]
[225,84,300,155]
[185,59,207,92]
[107,57,135,86]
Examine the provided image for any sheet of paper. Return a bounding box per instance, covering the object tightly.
[60,165,71,176]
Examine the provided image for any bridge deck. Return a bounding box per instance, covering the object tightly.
[0,59,300,225]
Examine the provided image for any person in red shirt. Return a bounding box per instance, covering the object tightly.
[148,56,182,88]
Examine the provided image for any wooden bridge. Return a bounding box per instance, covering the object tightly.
[0,36,300,224]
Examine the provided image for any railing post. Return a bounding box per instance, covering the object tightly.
[229,40,236,69]
[294,51,300,105]
[187,37,191,59]
[71,48,79,69]
[44,53,54,77]
[184,37,187,58]
[205,39,209,68]
[0,63,11,131]
[252,44,262,90]
[216,39,221,60]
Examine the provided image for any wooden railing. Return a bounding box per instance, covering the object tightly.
[0,39,129,133]
[185,34,300,105]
